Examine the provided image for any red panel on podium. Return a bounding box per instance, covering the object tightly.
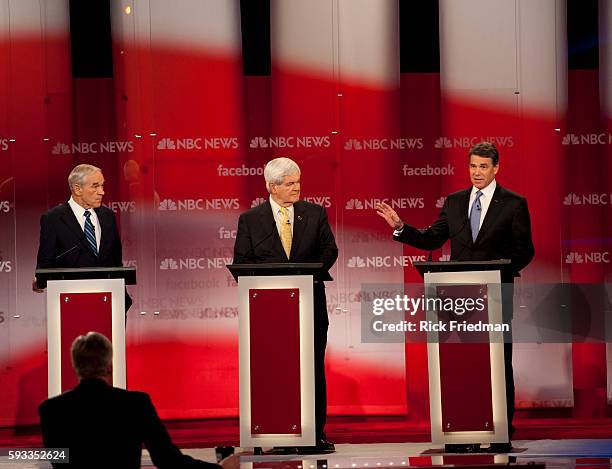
[437,285,493,432]
[249,288,301,435]
[60,292,113,392]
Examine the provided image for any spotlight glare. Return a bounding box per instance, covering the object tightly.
[124,5,131,15]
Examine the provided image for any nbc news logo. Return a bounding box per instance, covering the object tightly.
[565,251,610,264]
[345,199,364,210]
[158,199,178,211]
[157,138,177,150]
[563,193,611,206]
[51,142,71,155]
[158,198,240,211]
[347,256,366,268]
[159,258,179,270]
[250,197,266,208]
[434,137,453,149]
[345,198,424,210]
[562,133,612,145]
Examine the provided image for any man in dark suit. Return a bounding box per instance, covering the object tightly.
[233,157,338,454]
[34,164,131,309]
[39,332,240,469]
[376,142,534,453]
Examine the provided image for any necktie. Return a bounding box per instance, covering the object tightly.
[84,210,98,256]
[470,190,483,242]
[279,206,292,259]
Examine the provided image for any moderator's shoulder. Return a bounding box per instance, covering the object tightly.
[111,386,150,404]
[38,388,75,412]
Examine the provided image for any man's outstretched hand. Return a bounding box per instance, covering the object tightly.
[375,202,404,231]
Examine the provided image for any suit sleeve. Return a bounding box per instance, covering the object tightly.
[233,213,252,264]
[510,198,535,273]
[316,207,338,272]
[140,393,219,469]
[110,213,123,267]
[393,201,450,251]
[36,213,57,268]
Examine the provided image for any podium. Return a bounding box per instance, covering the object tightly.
[228,263,329,449]
[36,267,136,397]
[413,260,512,446]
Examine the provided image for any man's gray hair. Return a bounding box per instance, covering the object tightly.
[71,331,113,379]
[68,164,101,191]
[264,157,300,193]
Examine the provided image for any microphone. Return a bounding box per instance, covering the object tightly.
[55,235,85,261]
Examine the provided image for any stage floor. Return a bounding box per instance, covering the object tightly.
[1,436,611,467]
[158,440,612,468]
[0,440,596,469]
[169,440,612,469]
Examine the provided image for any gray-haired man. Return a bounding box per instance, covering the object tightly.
[233,157,338,453]
[39,332,241,468]
[34,164,131,309]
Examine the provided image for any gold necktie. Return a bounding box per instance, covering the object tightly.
[279,206,292,258]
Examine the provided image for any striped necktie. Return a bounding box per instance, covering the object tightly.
[83,210,98,256]
[279,206,292,259]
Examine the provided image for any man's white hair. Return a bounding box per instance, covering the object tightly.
[68,164,101,191]
[264,157,300,193]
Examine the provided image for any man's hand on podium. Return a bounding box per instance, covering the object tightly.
[32,277,44,293]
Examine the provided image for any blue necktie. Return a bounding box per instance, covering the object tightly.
[470,190,483,242]
[83,210,98,256]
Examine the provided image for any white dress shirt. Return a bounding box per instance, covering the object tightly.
[269,196,294,238]
[468,179,496,230]
[68,196,101,251]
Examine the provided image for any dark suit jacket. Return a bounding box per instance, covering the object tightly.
[36,202,132,310]
[39,378,217,469]
[36,202,123,269]
[395,184,534,281]
[233,200,338,324]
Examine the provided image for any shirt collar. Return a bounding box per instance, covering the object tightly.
[269,195,293,215]
[472,179,497,199]
[68,196,92,218]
